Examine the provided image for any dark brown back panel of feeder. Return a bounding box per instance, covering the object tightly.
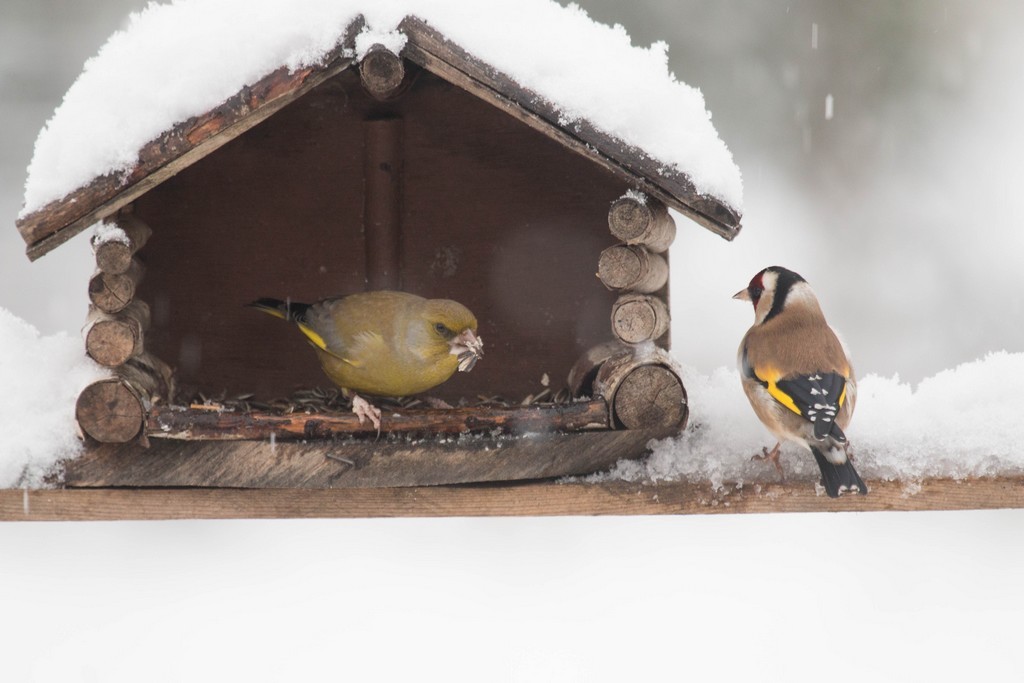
[134,66,625,401]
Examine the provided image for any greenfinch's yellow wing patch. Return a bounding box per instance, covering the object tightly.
[297,322,366,368]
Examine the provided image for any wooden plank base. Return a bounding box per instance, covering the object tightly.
[3,477,1024,521]
[62,429,669,489]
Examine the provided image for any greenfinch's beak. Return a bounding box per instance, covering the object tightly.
[451,329,484,372]
[732,288,751,302]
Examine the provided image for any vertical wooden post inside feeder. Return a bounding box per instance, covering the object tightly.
[364,118,403,291]
[359,44,406,101]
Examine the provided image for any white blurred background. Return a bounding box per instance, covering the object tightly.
[2,1,1023,680]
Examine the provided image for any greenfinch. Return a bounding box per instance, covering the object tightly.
[250,290,483,429]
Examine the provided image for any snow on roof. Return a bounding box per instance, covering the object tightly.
[20,0,742,218]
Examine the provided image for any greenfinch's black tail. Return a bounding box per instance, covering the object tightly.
[250,298,334,355]
[811,445,868,498]
[248,298,311,323]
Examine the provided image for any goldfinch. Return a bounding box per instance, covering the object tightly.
[734,266,866,497]
[250,291,483,430]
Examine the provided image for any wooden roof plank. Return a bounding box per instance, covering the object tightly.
[3,477,1023,521]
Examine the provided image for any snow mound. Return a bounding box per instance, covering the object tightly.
[0,308,108,488]
[599,351,1024,488]
[20,0,742,218]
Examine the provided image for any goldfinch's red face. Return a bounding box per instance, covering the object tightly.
[733,268,768,308]
[746,270,766,308]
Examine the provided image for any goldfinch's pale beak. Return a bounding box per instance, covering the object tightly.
[733,288,751,302]
[450,329,484,372]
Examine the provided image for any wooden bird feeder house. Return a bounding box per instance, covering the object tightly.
[9,12,760,514]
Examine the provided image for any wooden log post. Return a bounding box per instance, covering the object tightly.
[92,213,152,275]
[364,118,403,290]
[88,258,144,314]
[608,193,676,253]
[75,353,173,444]
[359,44,406,100]
[84,300,151,367]
[568,340,632,398]
[611,293,670,345]
[592,347,687,431]
[568,342,687,431]
[597,244,668,293]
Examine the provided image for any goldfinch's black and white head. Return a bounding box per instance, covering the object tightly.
[732,266,821,325]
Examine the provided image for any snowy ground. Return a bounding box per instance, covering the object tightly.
[4,513,1024,682]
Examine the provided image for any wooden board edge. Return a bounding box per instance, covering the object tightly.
[3,476,1023,521]
[61,428,668,489]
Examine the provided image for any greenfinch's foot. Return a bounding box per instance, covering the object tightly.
[352,394,382,432]
[751,442,785,481]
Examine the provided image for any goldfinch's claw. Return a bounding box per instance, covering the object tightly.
[351,394,382,432]
[751,443,786,482]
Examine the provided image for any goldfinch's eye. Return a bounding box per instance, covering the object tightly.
[749,286,764,301]
[434,322,453,338]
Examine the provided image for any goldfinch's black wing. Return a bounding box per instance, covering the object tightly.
[774,373,848,443]
[741,346,849,443]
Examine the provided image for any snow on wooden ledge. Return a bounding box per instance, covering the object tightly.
[3,477,1024,521]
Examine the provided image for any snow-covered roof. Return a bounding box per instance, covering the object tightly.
[16,0,743,258]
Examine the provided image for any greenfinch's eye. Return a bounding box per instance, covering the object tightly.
[434,322,453,338]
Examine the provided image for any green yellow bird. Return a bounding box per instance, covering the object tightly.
[249,291,484,429]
